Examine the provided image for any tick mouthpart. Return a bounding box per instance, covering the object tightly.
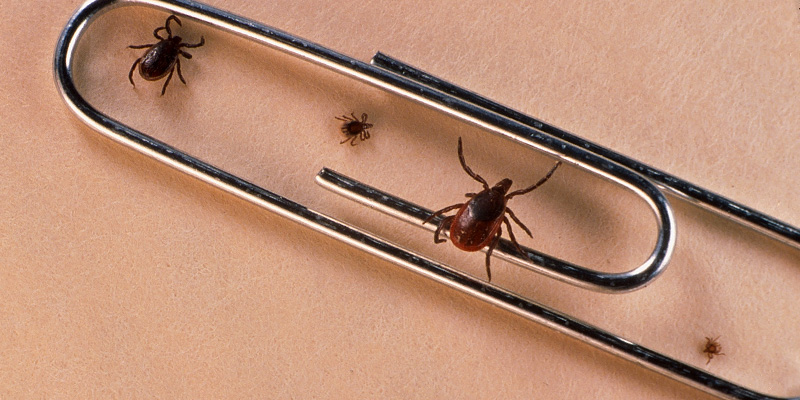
[494,178,513,194]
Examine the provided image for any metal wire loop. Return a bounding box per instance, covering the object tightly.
[54,0,797,398]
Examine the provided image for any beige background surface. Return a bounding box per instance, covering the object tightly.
[2,0,800,398]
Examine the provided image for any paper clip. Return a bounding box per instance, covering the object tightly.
[54,1,799,399]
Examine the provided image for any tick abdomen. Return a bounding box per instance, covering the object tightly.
[139,39,181,80]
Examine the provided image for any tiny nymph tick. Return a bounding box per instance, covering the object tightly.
[335,113,373,145]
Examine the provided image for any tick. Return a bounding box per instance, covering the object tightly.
[423,137,561,281]
[335,113,373,145]
[702,336,725,364]
[128,15,205,95]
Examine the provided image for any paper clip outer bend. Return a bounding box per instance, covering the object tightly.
[54,0,675,294]
[57,0,676,293]
[54,0,797,399]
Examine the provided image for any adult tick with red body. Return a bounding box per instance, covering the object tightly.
[424,137,561,281]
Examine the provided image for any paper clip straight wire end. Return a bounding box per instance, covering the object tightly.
[55,0,798,399]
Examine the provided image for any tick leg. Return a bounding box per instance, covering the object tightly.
[361,130,370,141]
[179,50,193,59]
[335,114,355,122]
[175,58,186,84]
[434,216,454,244]
[484,228,502,282]
[128,58,141,86]
[153,26,169,40]
[505,207,532,237]
[164,15,181,37]
[160,68,175,96]
[423,203,463,225]
[457,137,490,190]
[507,161,562,199]
[503,216,532,263]
[360,113,369,123]
[340,134,359,146]
[128,43,156,49]
[182,36,205,48]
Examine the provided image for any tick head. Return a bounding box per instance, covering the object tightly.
[493,178,513,194]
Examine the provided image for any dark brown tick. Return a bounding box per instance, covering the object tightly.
[335,113,373,145]
[702,336,725,364]
[423,137,561,281]
[128,15,205,96]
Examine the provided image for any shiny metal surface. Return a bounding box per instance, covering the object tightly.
[313,166,795,400]
[54,0,676,293]
[54,0,796,398]
[316,167,658,292]
[371,52,800,251]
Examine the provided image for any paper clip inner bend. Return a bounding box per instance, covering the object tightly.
[371,53,800,251]
[54,1,797,399]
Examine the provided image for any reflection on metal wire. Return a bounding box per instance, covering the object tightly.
[54,1,797,398]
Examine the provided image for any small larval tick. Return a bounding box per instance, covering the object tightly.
[702,336,725,364]
[423,137,561,281]
[128,15,205,95]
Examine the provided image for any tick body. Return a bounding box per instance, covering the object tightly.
[335,113,373,145]
[128,15,205,95]
[702,336,725,364]
[424,137,561,281]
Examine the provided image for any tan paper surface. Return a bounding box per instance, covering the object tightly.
[2,1,799,398]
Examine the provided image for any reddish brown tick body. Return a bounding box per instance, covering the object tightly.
[335,113,373,145]
[424,137,561,281]
[128,15,205,95]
